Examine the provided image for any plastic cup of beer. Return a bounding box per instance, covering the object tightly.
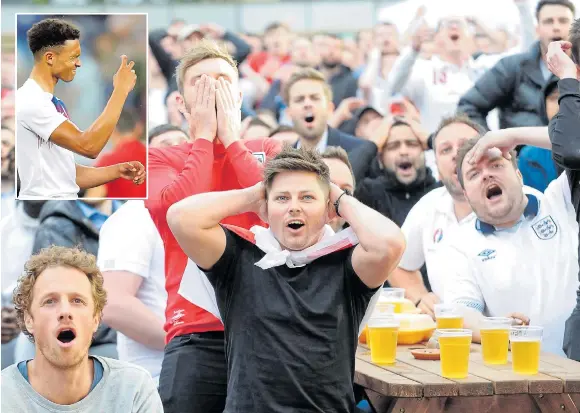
[434,304,464,329]
[438,329,473,379]
[480,317,512,365]
[381,288,406,313]
[365,303,395,345]
[368,315,400,365]
[510,326,543,375]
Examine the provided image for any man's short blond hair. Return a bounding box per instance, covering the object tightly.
[283,68,333,105]
[176,39,238,95]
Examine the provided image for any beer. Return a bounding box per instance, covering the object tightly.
[435,304,463,329]
[510,326,543,375]
[368,316,399,365]
[438,329,472,379]
[436,316,463,329]
[480,317,512,365]
[381,288,405,314]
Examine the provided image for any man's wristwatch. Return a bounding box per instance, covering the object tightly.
[334,189,352,218]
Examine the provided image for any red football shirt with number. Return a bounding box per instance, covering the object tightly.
[145,138,281,343]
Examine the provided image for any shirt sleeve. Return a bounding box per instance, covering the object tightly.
[441,244,485,313]
[543,171,573,215]
[202,226,242,291]
[97,203,157,279]
[20,99,67,142]
[397,200,427,271]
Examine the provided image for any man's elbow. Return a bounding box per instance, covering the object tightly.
[166,202,184,234]
[373,231,406,268]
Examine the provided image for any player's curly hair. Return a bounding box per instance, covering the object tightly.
[13,246,107,343]
[27,18,80,57]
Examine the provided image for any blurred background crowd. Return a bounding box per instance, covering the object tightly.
[1,0,579,407]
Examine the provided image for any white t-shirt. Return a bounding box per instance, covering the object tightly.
[387,49,501,133]
[97,201,167,380]
[398,186,475,299]
[16,79,79,199]
[439,177,579,356]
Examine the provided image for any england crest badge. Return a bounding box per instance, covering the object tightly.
[252,151,266,164]
[532,216,558,240]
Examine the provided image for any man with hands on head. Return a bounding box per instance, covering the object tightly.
[471,34,580,360]
[17,18,144,199]
[145,40,280,413]
[435,129,579,356]
[167,146,406,413]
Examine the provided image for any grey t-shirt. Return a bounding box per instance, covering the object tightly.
[1,356,163,412]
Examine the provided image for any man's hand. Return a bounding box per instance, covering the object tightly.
[546,41,578,80]
[407,118,430,150]
[411,25,434,53]
[216,77,241,148]
[198,23,226,39]
[247,182,267,222]
[118,161,146,185]
[328,97,366,128]
[113,55,137,95]
[416,292,440,319]
[507,312,530,326]
[467,129,518,165]
[184,74,217,142]
[1,307,19,344]
[368,115,395,152]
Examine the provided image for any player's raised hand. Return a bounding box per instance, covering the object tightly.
[113,55,137,95]
[182,74,217,142]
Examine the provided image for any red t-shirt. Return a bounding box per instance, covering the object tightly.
[246,52,292,83]
[94,139,147,198]
[145,138,282,343]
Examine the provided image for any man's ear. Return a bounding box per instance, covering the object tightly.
[516,168,523,184]
[44,51,55,66]
[176,94,187,116]
[326,197,337,222]
[327,100,335,115]
[24,312,34,336]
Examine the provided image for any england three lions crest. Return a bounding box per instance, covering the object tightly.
[532,216,558,240]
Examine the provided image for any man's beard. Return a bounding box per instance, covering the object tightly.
[441,176,464,200]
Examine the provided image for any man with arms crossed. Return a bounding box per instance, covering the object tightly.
[17,18,144,199]
[145,40,280,412]
[167,146,406,412]
[436,135,579,356]
[1,246,162,412]
[388,114,480,317]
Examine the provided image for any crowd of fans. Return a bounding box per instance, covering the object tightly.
[2,0,580,411]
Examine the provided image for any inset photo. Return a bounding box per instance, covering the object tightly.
[15,13,147,200]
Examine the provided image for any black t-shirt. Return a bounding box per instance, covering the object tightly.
[204,226,379,413]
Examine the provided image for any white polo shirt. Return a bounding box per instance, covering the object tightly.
[16,79,79,199]
[398,186,475,299]
[440,175,579,356]
[97,201,167,381]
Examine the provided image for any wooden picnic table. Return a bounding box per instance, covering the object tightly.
[355,343,580,413]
